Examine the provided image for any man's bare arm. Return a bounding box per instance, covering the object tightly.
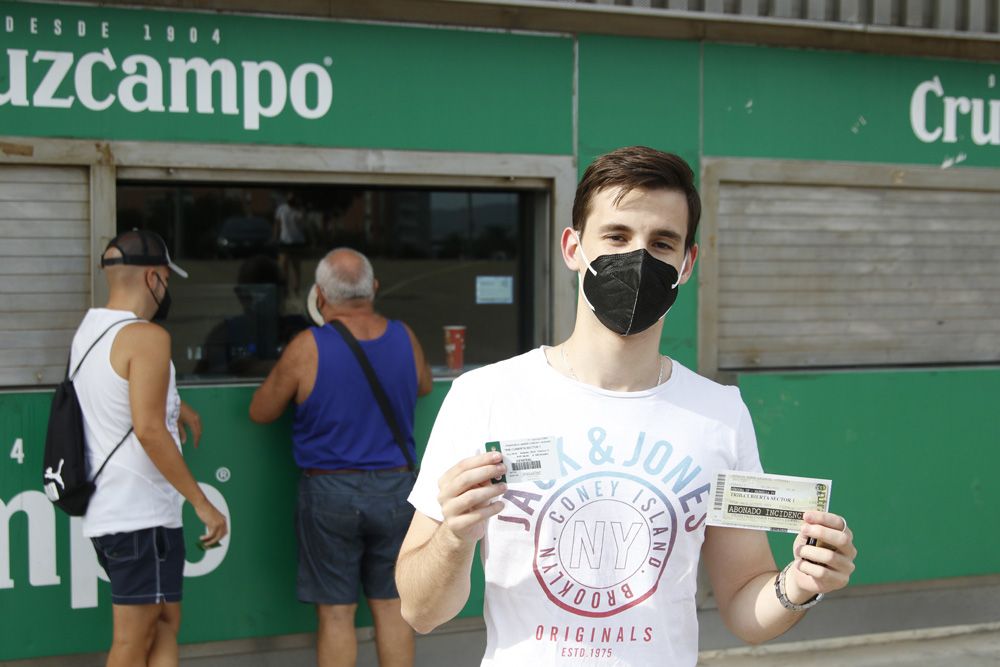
[403,323,433,397]
[120,323,227,545]
[396,452,507,633]
[395,512,477,633]
[249,331,313,423]
[703,512,856,645]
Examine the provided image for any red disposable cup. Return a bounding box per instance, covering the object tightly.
[444,325,466,371]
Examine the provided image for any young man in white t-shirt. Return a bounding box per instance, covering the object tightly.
[396,147,857,666]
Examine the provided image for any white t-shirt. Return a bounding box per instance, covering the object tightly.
[72,308,185,538]
[409,348,762,667]
[275,201,305,245]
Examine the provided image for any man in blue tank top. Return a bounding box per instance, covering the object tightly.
[250,248,432,667]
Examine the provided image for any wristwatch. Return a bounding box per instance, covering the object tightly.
[775,562,824,611]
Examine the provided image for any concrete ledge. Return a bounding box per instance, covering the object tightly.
[698,622,1000,665]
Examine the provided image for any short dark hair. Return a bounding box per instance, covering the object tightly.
[572,146,701,250]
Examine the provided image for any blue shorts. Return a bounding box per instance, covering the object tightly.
[296,470,415,605]
[91,526,185,605]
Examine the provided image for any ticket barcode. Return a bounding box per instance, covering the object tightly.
[485,436,560,484]
[713,473,725,511]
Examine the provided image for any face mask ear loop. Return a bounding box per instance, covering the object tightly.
[575,231,598,277]
[574,231,599,314]
[148,273,165,307]
[671,252,689,289]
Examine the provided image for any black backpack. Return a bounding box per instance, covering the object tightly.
[42,318,140,516]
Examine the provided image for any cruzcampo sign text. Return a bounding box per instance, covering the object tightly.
[0,2,574,154]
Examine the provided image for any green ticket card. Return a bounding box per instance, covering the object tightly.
[485,437,559,484]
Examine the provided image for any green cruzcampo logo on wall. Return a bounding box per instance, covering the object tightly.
[1,483,231,609]
[1,30,333,131]
[911,75,1000,146]
[0,2,574,153]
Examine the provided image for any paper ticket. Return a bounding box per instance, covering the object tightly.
[485,437,560,484]
[707,470,831,533]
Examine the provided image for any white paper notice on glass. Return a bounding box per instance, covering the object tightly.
[476,276,514,304]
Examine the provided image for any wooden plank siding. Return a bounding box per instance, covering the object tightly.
[0,165,90,386]
[714,179,1000,370]
[512,0,1000,33]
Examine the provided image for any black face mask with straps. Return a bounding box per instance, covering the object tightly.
[577,236,686,337]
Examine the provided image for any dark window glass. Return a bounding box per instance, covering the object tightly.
[116,183,536,382]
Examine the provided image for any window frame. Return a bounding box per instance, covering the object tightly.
[0,136,576,389]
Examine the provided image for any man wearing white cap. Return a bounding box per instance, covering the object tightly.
[73,229,227,667]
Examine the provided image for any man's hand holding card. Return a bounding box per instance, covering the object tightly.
[709,470,857,604]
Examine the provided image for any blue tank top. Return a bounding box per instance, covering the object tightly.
[292,319,418,470]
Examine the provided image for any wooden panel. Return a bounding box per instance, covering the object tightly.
[0,347,68,367]
[0,275,90,293]
[715,178,1000,370]
[806,0,830,18]
[0,293,89,311]
[872,0,895,24]
[720,346,999,368]
[720,274,1000,291]
[0,365,66,387]
[720,331,999,351]
[719,288,1000,306]
[720,198,1000,219]
[722,317,1000,337]
[0,329,77,349]
[0,220,89,238]
[771,0,800,17]
[934,0,957,29]
[0,201,88,220]
[720,303,996,322]
[0,165,86,184]
[0,257,90,275]
[720,229,1000,247]
[722,243,999,262]
[838,0,864,22]
[720,260,999,276]
[0,165,90,387]
[0,183,89,201]
[717,214,1000,233]
[0,311,85,331]
[967,0,988,31]
[0,239,89,256]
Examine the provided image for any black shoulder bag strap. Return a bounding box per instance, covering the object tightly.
[68,317,143,481]
[328,320,416,473]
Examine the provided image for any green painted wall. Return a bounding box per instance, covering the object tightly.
[0,2,573,153]
[0,384,475,660]
[577,34,702,370]
[703,43,1000,168]
[740,369,1000,585]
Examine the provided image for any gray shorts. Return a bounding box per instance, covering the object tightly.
[296,470,415,605]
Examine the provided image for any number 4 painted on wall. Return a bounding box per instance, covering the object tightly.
[10,438,24,464]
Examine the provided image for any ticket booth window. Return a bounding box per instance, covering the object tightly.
[117,183,537,382]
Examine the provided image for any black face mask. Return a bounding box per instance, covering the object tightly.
[149,274,172,322]
[578,239,686,336]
